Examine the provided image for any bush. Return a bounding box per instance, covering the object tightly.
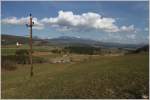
[15,49,30,64]
[51,49,62,54]
[1,56,17,70]
[15,49,48,64]
[1,49,48,71]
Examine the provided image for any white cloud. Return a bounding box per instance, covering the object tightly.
[1,10,136,32]
[2,17,44,30]
[2,17,28,25]
[120,25,136,33]
[41,10,136,33]
[41,10,120,32]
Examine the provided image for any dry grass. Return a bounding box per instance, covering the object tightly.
[1,53,149,99]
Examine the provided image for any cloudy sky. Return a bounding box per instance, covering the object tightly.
[1,1,149,44]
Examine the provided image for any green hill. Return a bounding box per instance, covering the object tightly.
[1,34,46,46]
[1,34,30,45]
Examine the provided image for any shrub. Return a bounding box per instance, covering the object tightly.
[51,49,62,54]
[15,49,30,64]
[1,49,48,71]
[1,56,17,70]
[15,49,48,64]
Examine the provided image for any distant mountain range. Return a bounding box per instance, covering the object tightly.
[1,34,148,49]
[47,36,146,49]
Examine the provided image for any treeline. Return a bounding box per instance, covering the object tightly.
[51,45,149,55]
[51,46,101,55]
[127,45,149,54]
[64,46,101,55]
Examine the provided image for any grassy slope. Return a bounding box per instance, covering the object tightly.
[1,53,149,99]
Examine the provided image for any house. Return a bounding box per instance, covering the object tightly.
[16,42,22,47]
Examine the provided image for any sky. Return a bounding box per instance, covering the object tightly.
[1,1,149,44]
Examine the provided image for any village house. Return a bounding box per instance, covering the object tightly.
[16,42,22,47]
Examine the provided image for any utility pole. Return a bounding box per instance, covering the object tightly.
[26,13,34,77]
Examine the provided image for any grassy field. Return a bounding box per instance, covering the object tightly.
[1,45,54,56]
[1,53,149,99]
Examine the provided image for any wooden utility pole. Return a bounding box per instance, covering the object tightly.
[26,13,34,77]
[30,14,33,77]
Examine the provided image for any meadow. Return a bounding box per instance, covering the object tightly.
[1,47,149,99]
[1,1,149,98]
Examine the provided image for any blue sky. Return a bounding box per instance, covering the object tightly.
[1,1,149,44]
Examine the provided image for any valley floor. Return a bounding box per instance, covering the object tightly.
[1,53,149,99]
